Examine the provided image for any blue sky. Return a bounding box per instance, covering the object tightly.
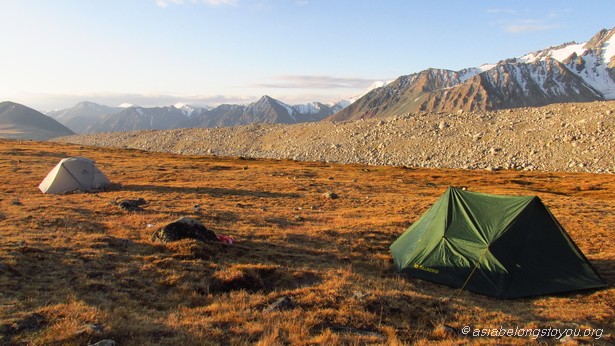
[1,0,614,111]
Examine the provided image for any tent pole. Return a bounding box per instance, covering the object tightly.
[456,248,488,296]
[60,165,89,191]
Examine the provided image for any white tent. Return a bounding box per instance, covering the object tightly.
[39,157,110,194]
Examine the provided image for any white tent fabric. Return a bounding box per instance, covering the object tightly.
[39,157,110,194]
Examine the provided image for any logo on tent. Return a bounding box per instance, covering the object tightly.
[413,263,439,274]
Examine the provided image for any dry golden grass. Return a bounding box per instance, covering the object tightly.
[0,138,613,345]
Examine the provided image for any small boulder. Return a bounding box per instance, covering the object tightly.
[118,198,147,212]
[152,217,217,243]
[323,192,339,199]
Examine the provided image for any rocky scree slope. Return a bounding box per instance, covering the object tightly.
[53,101,615,174]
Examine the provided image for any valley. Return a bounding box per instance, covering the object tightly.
[0,139,613,344]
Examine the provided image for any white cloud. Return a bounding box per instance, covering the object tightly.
[9,91,259,111]
[252,75,383,89]
[155,0,184,8]
[155,0,237,8]
[487,8,562,34]
[206,0,238,5]
[502,19,558,33]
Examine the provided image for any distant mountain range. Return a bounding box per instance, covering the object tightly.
[2,26,614,140]
[44,96,349,134]
[329,27,615,121]
[46,101,121,133]
[179,96,347,129]
[0,101,74,140]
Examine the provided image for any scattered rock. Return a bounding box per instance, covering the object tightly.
[559,335,579,345]
[113,197,147,212]
[52,101,615,174]
[76,323,105,335]
[352,291,371,300]
[262,296,293,313]
[152,217,218,243]
[323,192,339,199]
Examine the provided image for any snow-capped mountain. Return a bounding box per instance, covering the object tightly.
[518,28,615,99]
[76,96,349,133]
[180,95,341,128]
[174,103,212,117]
[330,27,615,121]
[348,80,392,104]
[292,101,346,119]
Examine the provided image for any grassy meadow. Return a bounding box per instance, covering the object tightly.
[0,138,613,345]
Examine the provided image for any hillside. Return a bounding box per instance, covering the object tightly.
[0,101,75,140]
[0,139,613,344]
[330,27,615,121]
[55,101,615,174]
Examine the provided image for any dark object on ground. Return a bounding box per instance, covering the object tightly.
[152,217,218,243]
[323,192,339,199]
[117,198,147,211]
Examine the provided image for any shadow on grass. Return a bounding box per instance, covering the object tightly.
[0,233,341,343]
[592,259,615,286]
[123,184,302,199]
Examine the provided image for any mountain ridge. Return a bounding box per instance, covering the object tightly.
[49,96,348,133]
[328,27,615,121]
[0,101,75,140]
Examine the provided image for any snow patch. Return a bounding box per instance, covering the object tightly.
[576,53,615,98]
[551,43,586,62]
[602,32,615,65]
[274,99,295,116]
[293,102,321,114]
[519,43,586,63]
[349,80,392,103]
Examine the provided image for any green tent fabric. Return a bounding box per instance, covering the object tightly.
[390,186,606,298]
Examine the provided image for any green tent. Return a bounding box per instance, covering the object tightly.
[390,186,606,298]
